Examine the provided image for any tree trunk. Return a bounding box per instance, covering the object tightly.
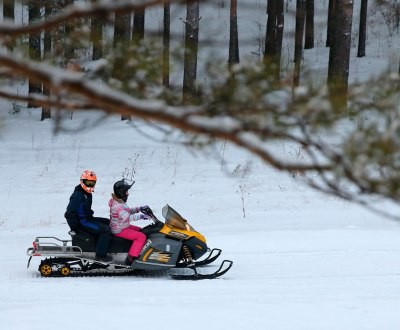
[293,0,306,87]
[304,0,314,49]
[42,0,53,120]
[64,0,75,64]
[91,0,104,60]
[398,57,400,76]
[357,0,368,57]
[264,0,284,79]
[326,0,336,47]
[113,11,132,120]
[3,0,14,19]
[182,1,200,104]
[163,1,170,87]
[228,0,240,67]
[3,0,15,50]
[327,0,353,111]
[265,1,277,58]
[28,0,42,109]
[133,8,145,43]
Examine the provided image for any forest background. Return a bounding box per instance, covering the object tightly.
[0,0,400,212]
[1,1,400,330]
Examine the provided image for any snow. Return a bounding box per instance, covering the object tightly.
[1,1,400,329]
[1,111,400,330]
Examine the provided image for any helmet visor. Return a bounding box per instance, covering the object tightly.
[82,179,96,187]
[122,179,135,188]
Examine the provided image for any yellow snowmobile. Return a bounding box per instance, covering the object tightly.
[27,205,233,280]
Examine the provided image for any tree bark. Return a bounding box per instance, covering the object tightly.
[91,0,104,60]
[3,0,15,50]
[182,0,200,104]
[264,0,284,79]
[265,1,277,58]
[228,0,240,67]
[64,0,75,64]
[163,1,170,87]
[327,0,353,111]
[293,0,306,87]
[3,0,14,19]
[357,0,368,57]
[113,11,132,120]
[399,57,400,75]
[304,0,314,49]
[133,8,145,43]
[326,0,336,47]
[42,0,53,120]
[28,0,42,109]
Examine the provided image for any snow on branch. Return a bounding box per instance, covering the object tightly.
[0,51,331,175]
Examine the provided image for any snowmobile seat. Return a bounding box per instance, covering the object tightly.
[70,230,132,253]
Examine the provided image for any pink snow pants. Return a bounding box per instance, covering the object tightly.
[114,225,146,257]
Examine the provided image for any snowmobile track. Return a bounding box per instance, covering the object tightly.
[37,256,232,280]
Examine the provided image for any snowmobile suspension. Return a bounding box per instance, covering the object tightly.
[182,245,195,268]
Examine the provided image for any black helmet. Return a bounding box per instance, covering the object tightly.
[113,179,135,202]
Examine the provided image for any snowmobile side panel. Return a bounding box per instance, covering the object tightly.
[183,236,208,260]
[132,233,182,271]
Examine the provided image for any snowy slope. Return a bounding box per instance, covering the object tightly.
[1,111,400,330]
[1,1,400,329]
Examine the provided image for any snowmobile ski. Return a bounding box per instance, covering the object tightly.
[170,260,233,280]
[175,248,222,268]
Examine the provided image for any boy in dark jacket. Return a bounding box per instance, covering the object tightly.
[65,170,111,261]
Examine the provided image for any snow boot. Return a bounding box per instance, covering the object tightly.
[125,255,136,265]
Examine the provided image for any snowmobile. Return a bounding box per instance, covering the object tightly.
[26,205,233,280]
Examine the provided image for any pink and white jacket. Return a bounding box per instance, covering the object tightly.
[108,194,143,234]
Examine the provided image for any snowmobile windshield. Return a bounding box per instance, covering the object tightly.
[162,205,196,231]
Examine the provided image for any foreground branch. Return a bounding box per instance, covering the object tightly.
[0,52,330,174]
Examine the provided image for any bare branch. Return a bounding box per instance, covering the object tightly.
[0,51,330,173]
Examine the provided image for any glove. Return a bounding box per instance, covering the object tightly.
[139,213,151,220]
[139,205,150,212]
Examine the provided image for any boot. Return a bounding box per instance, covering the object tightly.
[125,255,136,265]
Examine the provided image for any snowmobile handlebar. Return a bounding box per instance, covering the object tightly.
[141,207,162,224]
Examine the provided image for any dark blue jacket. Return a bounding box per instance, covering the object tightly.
[65,185,94,230]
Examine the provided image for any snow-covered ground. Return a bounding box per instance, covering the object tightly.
[1,1,400,329]
[1,110,400,330]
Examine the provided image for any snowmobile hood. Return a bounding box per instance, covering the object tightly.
[159,224,206,243]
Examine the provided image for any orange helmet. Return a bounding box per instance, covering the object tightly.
[80,170,97,193]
